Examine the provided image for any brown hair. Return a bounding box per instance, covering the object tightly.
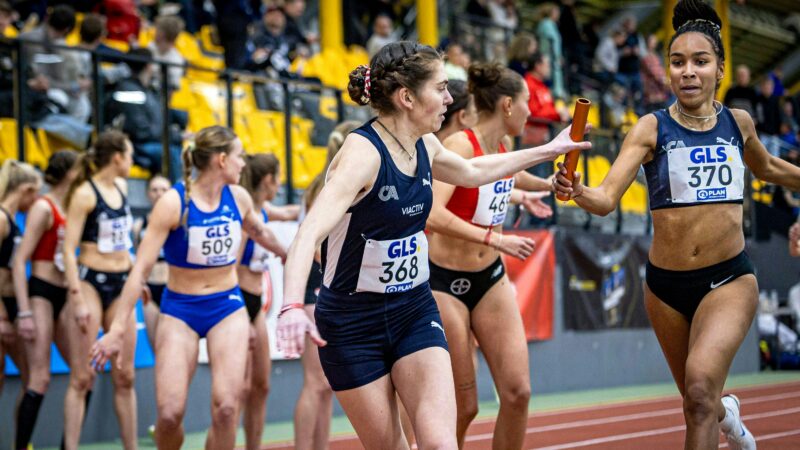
[304,120,360,208]
[181,126,238,224]
[155,15,184,43]
[347,41,442,115]
[79,13,106,44]
[66,130,129,208]
[44,149,79,186]
[240,153,279,201]
[468,62,525,114]
[0,160,40,201]
[507,32,537,63]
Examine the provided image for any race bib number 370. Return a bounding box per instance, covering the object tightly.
[356,230,430,294]
[187,222,242,266]
[667,145,744,204]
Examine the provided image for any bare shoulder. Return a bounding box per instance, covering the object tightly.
[114,176,129,194]
[438,131,473,159]
[624,113,658,146]
[71,182,98,211]
[228,184,254,214]
[150,189,181,229]
[728,108,756,138]
[328,133,381,180]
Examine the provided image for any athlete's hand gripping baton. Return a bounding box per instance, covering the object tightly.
[556,98,591,202]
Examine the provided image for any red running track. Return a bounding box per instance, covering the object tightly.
[261,381,800,449]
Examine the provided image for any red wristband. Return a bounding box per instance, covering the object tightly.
[278,302,304,317]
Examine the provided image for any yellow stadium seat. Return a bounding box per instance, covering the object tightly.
[138,26,155,48]
[3,26,19,38]
[64,13,83,46]
[103,39,130,53]
[0,118,17,162]
[620,180,648,215]
[129,165,151,179]
[0,119,47,168]
[198,25,224,55]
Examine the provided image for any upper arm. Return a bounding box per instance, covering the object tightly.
[298,136,381,246]
[597,114,656,202]
[14,200,51,264]
[431,132,472,208]
[230,185,257,229]
[135,191,180,268]
[428,133,479,186]
[732,108,770,177]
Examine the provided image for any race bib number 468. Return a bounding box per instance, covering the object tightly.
[472,178,514,226]
[356,231,430,294]
[187,222,242,266]
[667,145,744,204]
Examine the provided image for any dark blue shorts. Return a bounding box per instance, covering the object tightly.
[315,283,449,392]
[160,286,245,338]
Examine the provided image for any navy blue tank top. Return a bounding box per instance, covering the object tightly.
[321,119,433,295]
[240,208,269,271]
[163,182,243,269]
[80,179,134,253]
[0,207,19,269]
[644,107,746,210]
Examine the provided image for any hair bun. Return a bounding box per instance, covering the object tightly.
[468,63,503,91]
[347,65,371,106]
[672,0,722,31]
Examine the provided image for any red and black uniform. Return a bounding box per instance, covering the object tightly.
[28,196,69,320]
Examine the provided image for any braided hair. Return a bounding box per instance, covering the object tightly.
[347,41,442,115]
[669,0,724,64]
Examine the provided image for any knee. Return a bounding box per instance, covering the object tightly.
[251,377,270,399]
[418,436,458,450]
[157,404,185,431]
[683,377,717,421]
[456,396,479,426]
[212,397,238,425]
[499,381,531,411]
[112,369,135,391]
[69,370,96,392]
[28,371,51,393]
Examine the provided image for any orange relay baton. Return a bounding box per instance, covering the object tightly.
[556,98,591,202]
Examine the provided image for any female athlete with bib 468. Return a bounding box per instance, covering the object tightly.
[276,41,590,449]
[554,1,800,449]
[90,126,285,450]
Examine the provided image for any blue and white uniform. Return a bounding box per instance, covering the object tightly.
[643,107,754,320]
[315,119,448,391]
[239,208,269,323]
[161,182,245,337]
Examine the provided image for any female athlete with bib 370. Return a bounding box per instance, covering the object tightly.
[90,126,285,450]
[554,1,800,449]
[276,41,590,449]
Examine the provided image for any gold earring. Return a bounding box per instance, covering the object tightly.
[506,111,512,118]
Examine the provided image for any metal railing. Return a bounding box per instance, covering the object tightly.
[0,35,346,204]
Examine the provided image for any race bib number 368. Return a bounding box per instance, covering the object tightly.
[187,222,242,266]
[356,231,430,294]
[667,145,744,204]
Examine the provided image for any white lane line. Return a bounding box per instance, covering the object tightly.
[721,428,800,448]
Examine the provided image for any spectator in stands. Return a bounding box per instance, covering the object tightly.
[755,76,782,157]
[444,42,469,81]
[616,15,646,115]
[487,0,518,31]
[724,64,758,118]
[366,14,395,59]
[465,0,491,24]
[558,0,583,95]
[0,1,14,117]
[506,32,537,77]
[640,34,670,112]
[594,28,624,86]
[536,3,565,99]
[782,97,799,134]
[283,0,314,56]
[105,47,185,181]
[148,15,186,91]
[0,0,13,36]
[213,0,258,70]
[74,14,129,86]
[525,52,566,125]
[601,82,627,129]
[247,5,295,76]
[97,0,141,43]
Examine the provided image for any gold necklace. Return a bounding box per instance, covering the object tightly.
[674,101,722,130]
[376,120,416,161]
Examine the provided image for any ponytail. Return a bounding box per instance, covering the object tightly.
[65,152,96,209]
[180,142,194,227]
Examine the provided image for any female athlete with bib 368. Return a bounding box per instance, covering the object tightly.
[62,130,138,450]
[554,1,800,449]
[90,126,285,450]
[426,62,554,449]
[276,41,590,449]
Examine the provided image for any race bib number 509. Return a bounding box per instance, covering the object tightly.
[667,145,744,204]
[187,222,242,266]
[356,230,430,294]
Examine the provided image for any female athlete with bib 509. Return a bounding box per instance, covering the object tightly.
[62,130,138,450]
[426,62,554,449]
[90,126,285,450]
[276,41,590,449]
[554,1,800,449]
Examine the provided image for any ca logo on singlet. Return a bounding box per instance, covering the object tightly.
[662,140,687,152]
[379,185,399,202]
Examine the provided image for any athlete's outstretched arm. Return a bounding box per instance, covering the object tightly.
[230,185,287,260]
[89,191,179,369]
[733,109,800,191]
[554,114,655,216]
[427,123,591,188]
[264,202,301,221]
[277,134,382,358]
